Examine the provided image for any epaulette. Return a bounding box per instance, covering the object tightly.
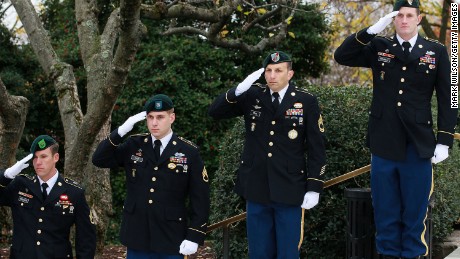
[376,35,394,41]
[424,37,444,46]
[64,177,83,189]
[129,133,150,138]
[295,87,313,96]
[178,136,198,149]
[18,173,35,181]
[250,83,266,89]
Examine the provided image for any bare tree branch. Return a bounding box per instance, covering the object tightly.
[75,0,101,63]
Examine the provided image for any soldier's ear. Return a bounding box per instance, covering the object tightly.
[54,153,60,163]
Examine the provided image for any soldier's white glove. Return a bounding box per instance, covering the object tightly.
[431,144,449,164]
[235,68,265,96]
[117,111,146,137]
[301,191,320,210]
[367,11,399,34]
[4,154,33,179]
[179,239,198,255]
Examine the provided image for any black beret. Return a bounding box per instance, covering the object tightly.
[394,0,419,11]
[30,135,57,154]
[144,94,174,113]
[262,51,292,68]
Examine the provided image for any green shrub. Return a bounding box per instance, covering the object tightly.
[209,85,460,258]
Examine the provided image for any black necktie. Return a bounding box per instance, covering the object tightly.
[272,92,280,111]
[402,41,411,59]
[41,182,48,200]
[154,140,161,162]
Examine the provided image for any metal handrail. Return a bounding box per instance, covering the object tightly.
[208,132,460,232]
[207,164,371,233]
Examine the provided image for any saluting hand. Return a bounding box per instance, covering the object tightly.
[179,239,199,255]
[4,154,33,179]
[235,68,265,96]
[367,11,399,35]
[431,144,449,164]
[301,191,320,210]
[118,111,147,137]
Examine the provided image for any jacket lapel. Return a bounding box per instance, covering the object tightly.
[275,84,296,119]
[25,176,44,202]
[389,35,405,62]
[259,87,276,114]
[407,34,424,64]
[157,134,180,166]
[141,135,156,165]
[44,174,68,206]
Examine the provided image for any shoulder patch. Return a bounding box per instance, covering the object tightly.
[295,87,313,96]
[64,177,83,189]
[178,136,198,149]
[424,37,444,46]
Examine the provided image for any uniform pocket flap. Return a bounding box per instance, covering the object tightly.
[415,110,433,125]
[165,207,186,221]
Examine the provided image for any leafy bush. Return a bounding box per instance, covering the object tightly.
[209,85,460,258]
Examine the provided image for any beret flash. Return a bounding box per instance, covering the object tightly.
[144,94,174,113]
[30,135,57,154]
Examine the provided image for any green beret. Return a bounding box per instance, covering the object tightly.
[262,51,292,68]
[394,0,419,11]
[144,94,174,113]
[30,135,57,154]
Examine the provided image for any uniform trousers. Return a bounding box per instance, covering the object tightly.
[371,144,432,258]
[246,200,303,259]
[127,248,183,259]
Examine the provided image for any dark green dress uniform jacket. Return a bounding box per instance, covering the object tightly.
[209,83,326,206]
[334,29,458,161]
[0,172,96,259]
[92,131,210,254]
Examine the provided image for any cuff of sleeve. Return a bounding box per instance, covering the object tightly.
[306,178,324,194]
[437,131,454,148]
[108,130,124,146]
[186,227,206,245]
[355,27,376,45]
[0,171,13,187]
[225,88,238,103]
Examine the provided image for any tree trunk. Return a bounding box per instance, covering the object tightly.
[0,77,30,245]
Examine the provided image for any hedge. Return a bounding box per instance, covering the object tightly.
[209,85,460,258]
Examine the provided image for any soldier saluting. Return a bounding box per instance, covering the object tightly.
[209,51,326,258]
[0,135,96,259]
[334,0,458,258]
[92,94,210,258]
